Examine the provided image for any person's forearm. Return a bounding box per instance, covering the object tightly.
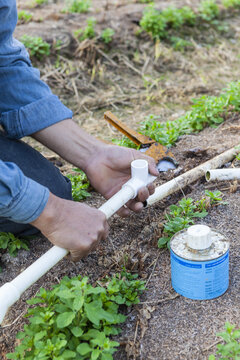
[32,119,106,172]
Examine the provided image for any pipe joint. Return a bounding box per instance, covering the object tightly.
[122,159,157,198]
[122,177,146,199]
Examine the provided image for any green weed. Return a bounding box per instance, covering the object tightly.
[0,232,29,257]
[140,113,190,147]
[32,0,48,6]
[65,0,91,13]
[140,4,168,40]
[74,17,96,41]
[170,36,193,51]
[209,322,240,359]
[140,0,240,42]
[18,10,33,23]
[222,0,240,8]
[158,191,227,249]
[20,35,50,60]
[204,190,228,205]
[162,6,196,28]
[66,168,91,201]
[139,4,197,40]
[101,270,145,306]
[6,270,145,360]
[198,0,220,21]
[101,28,115,44]
[111,137,139,149]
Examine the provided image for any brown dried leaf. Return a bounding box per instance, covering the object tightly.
[230,180,238,193]
[138,306,156,339]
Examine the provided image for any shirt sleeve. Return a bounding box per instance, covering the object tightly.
[0,160,49,223]
[0,0,73,139]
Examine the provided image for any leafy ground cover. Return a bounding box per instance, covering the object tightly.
[209,322,240,360]
[66,168,91,201]
[64,0,92,14]
[0,233,29,273]
[6,270,145,360]
[20,35,50,60]
[17,10,33,24]
[140,81,240,145]
[0,233,29,259]
[140,0,240,41]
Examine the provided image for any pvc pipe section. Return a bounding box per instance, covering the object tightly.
[206,168,240,182]
[0,246,68,326]
[0,159,156,325]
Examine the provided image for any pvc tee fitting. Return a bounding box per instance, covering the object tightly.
[99,159,156,218]
[123,159,156,198]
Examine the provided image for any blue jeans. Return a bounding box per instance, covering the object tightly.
[0,133,72,236]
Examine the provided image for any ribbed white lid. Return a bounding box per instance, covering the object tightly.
[187,225,212,250]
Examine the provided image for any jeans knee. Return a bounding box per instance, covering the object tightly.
[53,175,73,201]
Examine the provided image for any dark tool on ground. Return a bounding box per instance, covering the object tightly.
[104,111,177,172]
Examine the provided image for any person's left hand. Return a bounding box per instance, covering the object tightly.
[84,144,159,216]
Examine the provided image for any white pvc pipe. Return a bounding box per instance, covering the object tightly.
[0,159,156,325]
[0,246,68,325]
[206,168,240,182]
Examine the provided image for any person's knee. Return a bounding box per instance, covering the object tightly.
[0,133,72,201]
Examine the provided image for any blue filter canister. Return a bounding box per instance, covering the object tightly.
[170,225,229,300]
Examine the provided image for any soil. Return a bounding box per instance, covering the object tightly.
[1,1,240,359]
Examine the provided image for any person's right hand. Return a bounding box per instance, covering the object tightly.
[31,192,109,261]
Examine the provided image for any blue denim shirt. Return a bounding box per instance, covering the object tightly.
[0,0,73,223]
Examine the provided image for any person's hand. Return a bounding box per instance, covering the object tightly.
[31,192,109,261]
[32,119,158,216]
[84,144,159,217]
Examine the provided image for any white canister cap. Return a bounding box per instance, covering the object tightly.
[187,225,212,250]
